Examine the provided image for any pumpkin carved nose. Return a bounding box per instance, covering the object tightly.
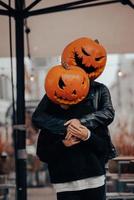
[72,90,77,95]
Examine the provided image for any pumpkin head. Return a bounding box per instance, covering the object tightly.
[45,65,90,105]
[61,37,107,80]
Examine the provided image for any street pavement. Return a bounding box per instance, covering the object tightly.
[9,186,57,200]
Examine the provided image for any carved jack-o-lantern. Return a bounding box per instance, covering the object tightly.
[61,37,107,80]
[45,65,90,105]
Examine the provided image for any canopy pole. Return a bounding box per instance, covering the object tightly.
[14,0,27,199]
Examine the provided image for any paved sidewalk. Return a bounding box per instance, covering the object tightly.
[9,186,57,200]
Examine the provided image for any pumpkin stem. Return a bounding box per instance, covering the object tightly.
[62,61,69,69]
[94,39,99,44]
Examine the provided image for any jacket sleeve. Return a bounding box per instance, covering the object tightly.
[32,95,66,134]
[80,84,115,130]
[36,131,66,163]
[81,126,109,156]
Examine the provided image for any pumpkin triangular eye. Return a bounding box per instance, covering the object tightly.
[82,48,90,56]
[95,56,105,61]
[58,77,66,89]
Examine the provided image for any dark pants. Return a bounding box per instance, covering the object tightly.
[57,185,106,200]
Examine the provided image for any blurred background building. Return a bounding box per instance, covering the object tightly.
[109,55,134,156]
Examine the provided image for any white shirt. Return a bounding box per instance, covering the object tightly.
[53,175,105,193]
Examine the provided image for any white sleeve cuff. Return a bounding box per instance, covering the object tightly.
[83,129,91,141]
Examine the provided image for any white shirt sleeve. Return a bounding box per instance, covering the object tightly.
[83,129,91,141]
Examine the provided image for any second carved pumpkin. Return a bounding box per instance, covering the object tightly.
[61,37,107,80]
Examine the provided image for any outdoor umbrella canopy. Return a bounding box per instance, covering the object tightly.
[0,0,134,58]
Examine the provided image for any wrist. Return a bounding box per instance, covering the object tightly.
[83,130,91,141]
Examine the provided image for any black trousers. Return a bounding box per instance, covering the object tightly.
[57,185,106,200]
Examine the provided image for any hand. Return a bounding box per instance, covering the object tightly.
[66,124,89,141]
[64,119,81,140]
[64,119,81,127]
[62,136,80,147]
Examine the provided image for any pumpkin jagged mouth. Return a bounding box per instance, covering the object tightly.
[74,52,96,74]
[55,91,67,100]
[54,91,84,104]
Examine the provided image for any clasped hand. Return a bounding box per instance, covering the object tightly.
[62,119,89,147]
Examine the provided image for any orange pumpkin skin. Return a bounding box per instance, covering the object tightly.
[45,65,90,105]
[61,37,107,80]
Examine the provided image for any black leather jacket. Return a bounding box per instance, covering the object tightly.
[32,81,115,134]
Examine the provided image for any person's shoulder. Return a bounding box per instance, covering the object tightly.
[92,81,109,90]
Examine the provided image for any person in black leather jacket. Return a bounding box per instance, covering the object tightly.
[32,80,115,200]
